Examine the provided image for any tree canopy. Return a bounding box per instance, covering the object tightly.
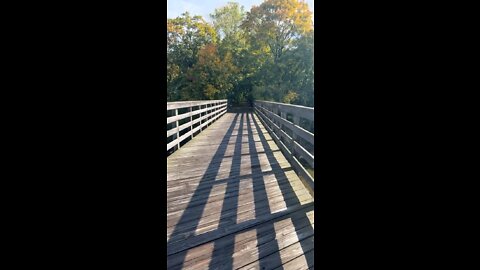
[167,0,314,107]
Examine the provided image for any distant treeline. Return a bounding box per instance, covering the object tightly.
[167,0,314,107]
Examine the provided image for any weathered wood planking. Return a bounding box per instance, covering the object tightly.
[167,110,314,270]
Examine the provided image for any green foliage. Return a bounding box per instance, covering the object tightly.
[242,0,312,62]
[210,2,245,41]
[184,44,239,100]
[167,12,217,101]
[283,90,299,104]
[167,0,314,107]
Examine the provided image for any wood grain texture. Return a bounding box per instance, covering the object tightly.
[167,109,314,269]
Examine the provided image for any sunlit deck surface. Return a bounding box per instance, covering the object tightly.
[167,109,314,270]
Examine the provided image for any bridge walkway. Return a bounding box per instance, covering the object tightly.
[167,108,314,270]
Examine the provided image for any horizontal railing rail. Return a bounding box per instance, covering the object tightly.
[167,99,227,154]
[254,100,314,196]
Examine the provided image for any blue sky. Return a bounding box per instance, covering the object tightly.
[167,0,314,22]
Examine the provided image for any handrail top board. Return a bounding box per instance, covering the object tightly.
[254,100,314,121]
[167,100,227,110]
[254,100,314,111]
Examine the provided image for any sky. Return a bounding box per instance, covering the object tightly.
[167,0,314,22]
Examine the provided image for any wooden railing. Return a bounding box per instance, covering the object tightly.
[254,100,315,196]
[167,100,228,153]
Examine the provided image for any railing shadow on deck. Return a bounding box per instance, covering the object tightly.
[249,112,315,269]
[167,111,314,270]
[167,113,240,270]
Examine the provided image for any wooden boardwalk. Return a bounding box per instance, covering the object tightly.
[167,109,314,270]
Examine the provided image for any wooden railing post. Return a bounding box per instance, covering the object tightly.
[200,105,205,131]
[274,104,280,127]
[292,115,300,156]
[189,106,193,139]
[280,110,290,148]
[210,103,213,125]
[205,104,209,126]
[175,109,180,150]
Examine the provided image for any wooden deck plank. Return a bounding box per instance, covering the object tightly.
[167,110,314,269]
[167,202,313,256]
[167,173,308,222]
[167,177,311,231]
[170,210,314,270]
[166,170,305,211]
[273,249,314,270]
[167,152,292,183]
[238,235,314,270]
[167,190,312,241]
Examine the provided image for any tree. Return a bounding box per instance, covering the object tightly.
[167,13,217,100]
[183,44,239,100]
[210,2,250,104]
[166,1,314,107]
[242,0,314,105]
[242,0,312,63]
[210,2,245,42]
